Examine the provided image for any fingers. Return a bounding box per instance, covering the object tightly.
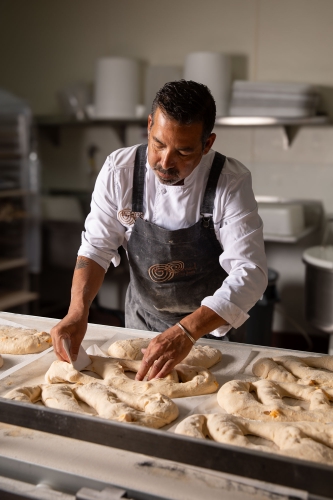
[147,358,175,380]
[50,330,71,363]
[135,358,151,381]
[135,341,164,380]
[152,359,176,380]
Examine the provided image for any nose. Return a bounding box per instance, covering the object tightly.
[160,149,176,170]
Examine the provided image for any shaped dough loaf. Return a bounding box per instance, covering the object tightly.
[74,383,178,428]
[217,378,333,423]
[175,413,333,465]
[45,355,219,398]
[0,326,52,354]
[5,382,178,428]
[253,355,333,387]
[107,338,222,368]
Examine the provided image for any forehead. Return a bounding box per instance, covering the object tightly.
[151,108,203,147]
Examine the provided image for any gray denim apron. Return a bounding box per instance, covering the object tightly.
[125,144,228,333]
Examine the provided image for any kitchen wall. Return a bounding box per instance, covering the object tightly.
[1,0,333,335]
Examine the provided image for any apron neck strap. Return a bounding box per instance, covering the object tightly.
[132,145,226,217]
[200,152,226,216]
[132,144,148,213]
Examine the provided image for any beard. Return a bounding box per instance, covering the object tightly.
[152,164,181,185]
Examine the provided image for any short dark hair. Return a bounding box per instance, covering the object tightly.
[151,80,216,146]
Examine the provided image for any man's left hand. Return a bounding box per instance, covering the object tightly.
[135,325,193,381]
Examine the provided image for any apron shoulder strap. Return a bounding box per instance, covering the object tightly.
[132,144,148,213]
[200,152,226,215]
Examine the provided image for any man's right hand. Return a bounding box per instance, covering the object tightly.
[51,256,106,363]
[50,313,88,363]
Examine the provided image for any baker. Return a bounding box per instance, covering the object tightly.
[51,80,268,381]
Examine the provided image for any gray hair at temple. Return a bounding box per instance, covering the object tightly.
[151,80,216,148]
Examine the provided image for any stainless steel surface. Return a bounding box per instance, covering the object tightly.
[0,312,330,499]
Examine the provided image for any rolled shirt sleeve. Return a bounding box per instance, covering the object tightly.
[78,155,128,271]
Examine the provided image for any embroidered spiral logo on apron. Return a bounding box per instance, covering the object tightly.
[148,261,185,283]
[118,208,143,226]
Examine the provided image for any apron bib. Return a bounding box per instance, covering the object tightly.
[125,144,228,332]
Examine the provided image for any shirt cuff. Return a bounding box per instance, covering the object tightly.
[201,296,249,329]
[77,250,117,272]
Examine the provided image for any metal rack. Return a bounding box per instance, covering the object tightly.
[0,110,40,312]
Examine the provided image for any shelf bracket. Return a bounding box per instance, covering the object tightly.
[282,125,301,149]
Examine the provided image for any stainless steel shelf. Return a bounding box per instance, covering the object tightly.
[215,115,330,126]
[0,258,28,272]
[0,291,38,310]
[36,114,331,148]
[0,189,27,198]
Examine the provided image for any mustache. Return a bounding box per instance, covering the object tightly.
[153,164,180,177]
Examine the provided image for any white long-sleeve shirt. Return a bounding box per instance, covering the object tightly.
[78,144,268,337]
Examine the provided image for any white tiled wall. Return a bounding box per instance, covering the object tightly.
[3,0,333,335]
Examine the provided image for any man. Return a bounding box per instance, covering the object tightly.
[51,80,267,382]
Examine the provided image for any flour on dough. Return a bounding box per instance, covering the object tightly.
[45,355,219,398]
[74,383,179,428]
[0,326,52,354]
[107,338,221,368]
[175,413,333,466]
[217,378,333,423]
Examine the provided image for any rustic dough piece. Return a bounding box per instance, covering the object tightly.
[74,383,178,428]
[253,355,333,387]
[274,355,333,387]
[5,381,178,428]
[175,413,333,465]
[107,338,221,368]
[217,378,333,423]
[182,345,222,368]
[0,326,52,354]
[45,355,219,398]
[107,338,151,360]
[5,385,42,403]
[252,357,298,383]
[41,384,87,414]
[0,355,3,368]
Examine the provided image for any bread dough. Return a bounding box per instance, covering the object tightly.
[175,413,333,465]
[107,338,222,368]
[5,382,178,428]
[5,385,42,403]
[74,383,178,428]
[253,355,333,387]
[217,378,333,423]
[0,355,3,368]
[108,338,151,360]
[45,355,219,398]
[252,357,298,383]
[41,384,87,414]
[0,326,52,354]
[182,345,222,368]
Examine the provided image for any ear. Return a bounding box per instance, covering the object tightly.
[203,133,216,155]
[147,114,153,135]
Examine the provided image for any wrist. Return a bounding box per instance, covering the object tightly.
[176,322,196,345]
[67,303,90,322]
